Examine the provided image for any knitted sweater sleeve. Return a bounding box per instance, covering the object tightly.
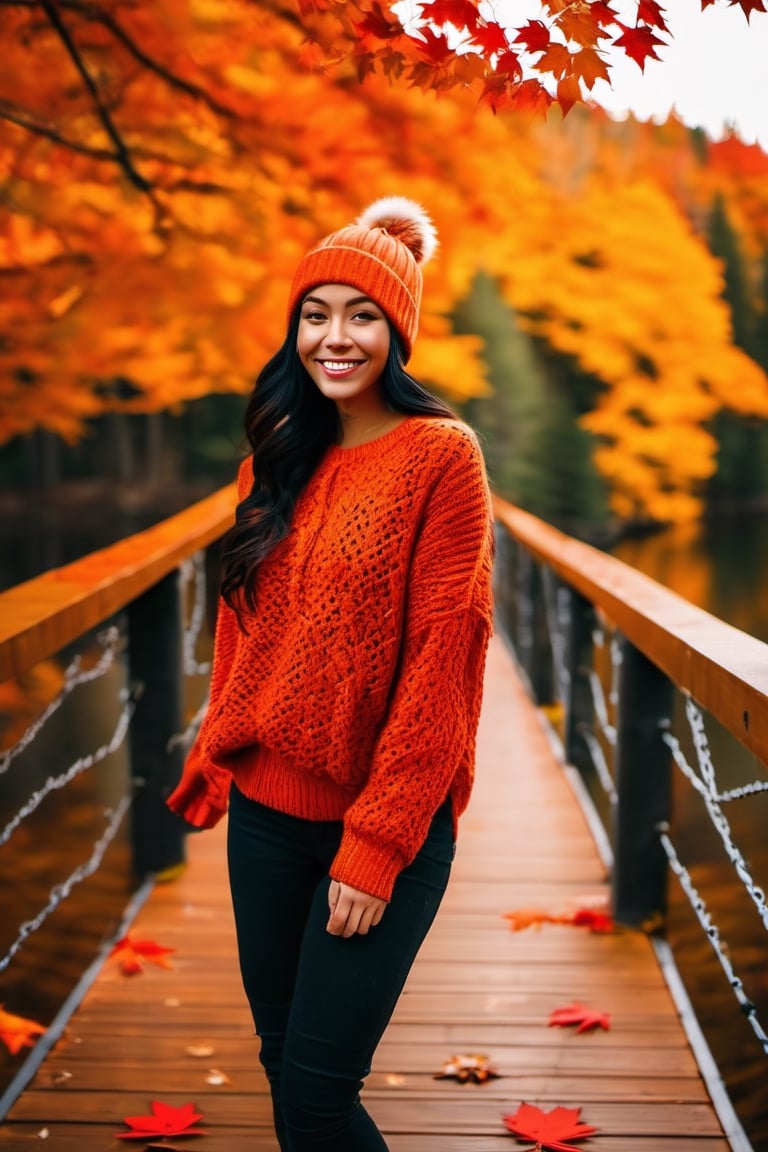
[330,426,494,901]
[165,458,251,828]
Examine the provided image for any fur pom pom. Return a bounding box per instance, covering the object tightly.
[356,196,438,265]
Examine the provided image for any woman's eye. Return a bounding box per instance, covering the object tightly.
[302,310,326,322]
[353,311,379,322]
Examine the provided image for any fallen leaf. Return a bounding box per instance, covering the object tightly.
[548,1003,611,1033]
[115,1100,207,1139]
[434,1052,501,1084]
[110,936,176,975]
[569,907,614,933]
[503,1102,599,1150]
[503,900,614,934]
[0,1005,46,1055]
[502,908,559,931]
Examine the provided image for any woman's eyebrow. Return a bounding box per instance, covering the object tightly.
[302,294,378,308]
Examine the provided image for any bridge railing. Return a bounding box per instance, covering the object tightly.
[493,494,768,1109]
[1,484,766,1130]
[0,483,236,1117]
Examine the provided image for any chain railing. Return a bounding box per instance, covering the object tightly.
[493,496,767,1152]
[0,484,235,1118]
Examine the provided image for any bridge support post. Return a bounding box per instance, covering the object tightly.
[127,570,186,878]
[562,588,596,778]
[612,639,674,928]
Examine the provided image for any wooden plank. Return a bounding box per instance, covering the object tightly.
[0,1123,733,1152]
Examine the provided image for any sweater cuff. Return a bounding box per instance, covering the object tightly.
[165,743,230,830]
[330,828,407,902]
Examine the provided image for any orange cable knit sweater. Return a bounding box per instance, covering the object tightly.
[166,416,494,900]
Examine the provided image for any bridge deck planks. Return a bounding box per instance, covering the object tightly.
[1,637,732,1150]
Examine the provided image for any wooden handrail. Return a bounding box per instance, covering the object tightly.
[0,483,237,685]
[1,484,766,772]
[493,495,768,767]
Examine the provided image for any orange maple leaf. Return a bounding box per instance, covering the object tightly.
[503,1102,599,1150]
[110,935,175,976]
[0,1005,46,1055]
[503,907,559,931]
[548,1002,611,1033]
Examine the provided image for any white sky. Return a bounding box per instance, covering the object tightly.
[588,0,768,151]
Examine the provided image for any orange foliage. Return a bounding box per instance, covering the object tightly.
[2,3,768,524]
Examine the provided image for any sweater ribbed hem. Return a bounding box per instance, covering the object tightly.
[233,745,355,821]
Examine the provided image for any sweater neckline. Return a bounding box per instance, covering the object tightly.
[328,415,423,461]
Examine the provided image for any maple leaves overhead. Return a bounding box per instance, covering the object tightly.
[299,0,767,116]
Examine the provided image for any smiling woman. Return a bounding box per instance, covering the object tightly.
[297,285,395,445]
[164,197,495,1151]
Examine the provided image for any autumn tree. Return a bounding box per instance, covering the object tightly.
[3,0,768,525]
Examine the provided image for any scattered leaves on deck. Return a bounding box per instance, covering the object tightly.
[503,900,614,934]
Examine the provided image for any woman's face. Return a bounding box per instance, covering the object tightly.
[297,283,391,409]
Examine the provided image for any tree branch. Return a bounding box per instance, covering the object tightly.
[0,102,120,164]
[38,0,152,194]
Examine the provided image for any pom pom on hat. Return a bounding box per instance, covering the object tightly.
[287,197,438,360]
[356,197,438,266]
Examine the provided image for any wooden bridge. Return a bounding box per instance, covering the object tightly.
[0,483,765,1150]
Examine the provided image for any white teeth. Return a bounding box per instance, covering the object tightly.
[320,361,360,372]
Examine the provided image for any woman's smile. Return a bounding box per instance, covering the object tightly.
[298,284,390,407]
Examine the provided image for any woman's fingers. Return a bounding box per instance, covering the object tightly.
[326,881,387,937]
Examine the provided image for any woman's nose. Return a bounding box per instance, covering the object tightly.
[325,316,351,345]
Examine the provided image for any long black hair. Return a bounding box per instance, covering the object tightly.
[220,307,455,617]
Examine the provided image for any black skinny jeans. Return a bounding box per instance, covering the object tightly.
[226,784,454,1151]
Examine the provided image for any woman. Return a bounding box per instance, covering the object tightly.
[167,197,494,1151]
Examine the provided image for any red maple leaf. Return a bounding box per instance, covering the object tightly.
[636,0,667,29]
[568,906,614,933]
[110,935,176,975]
[422,0,479,31]
[413,24,453,65]
[503,1102,599,1150]
[613,22,666,69]
[513,20,550,54]
[734,0,767,16]
[354,1,403,41]
[0,1005,46,1055]
[116,1100,207,1139]
[548,1002,611,1033]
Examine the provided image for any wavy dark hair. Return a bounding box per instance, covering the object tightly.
[220,307,455,618]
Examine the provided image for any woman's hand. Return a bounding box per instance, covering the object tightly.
[326,879,387,938]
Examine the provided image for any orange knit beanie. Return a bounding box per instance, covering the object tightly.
[287,196,438,360]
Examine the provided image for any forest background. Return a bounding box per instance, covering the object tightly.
[3,0,768,555]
